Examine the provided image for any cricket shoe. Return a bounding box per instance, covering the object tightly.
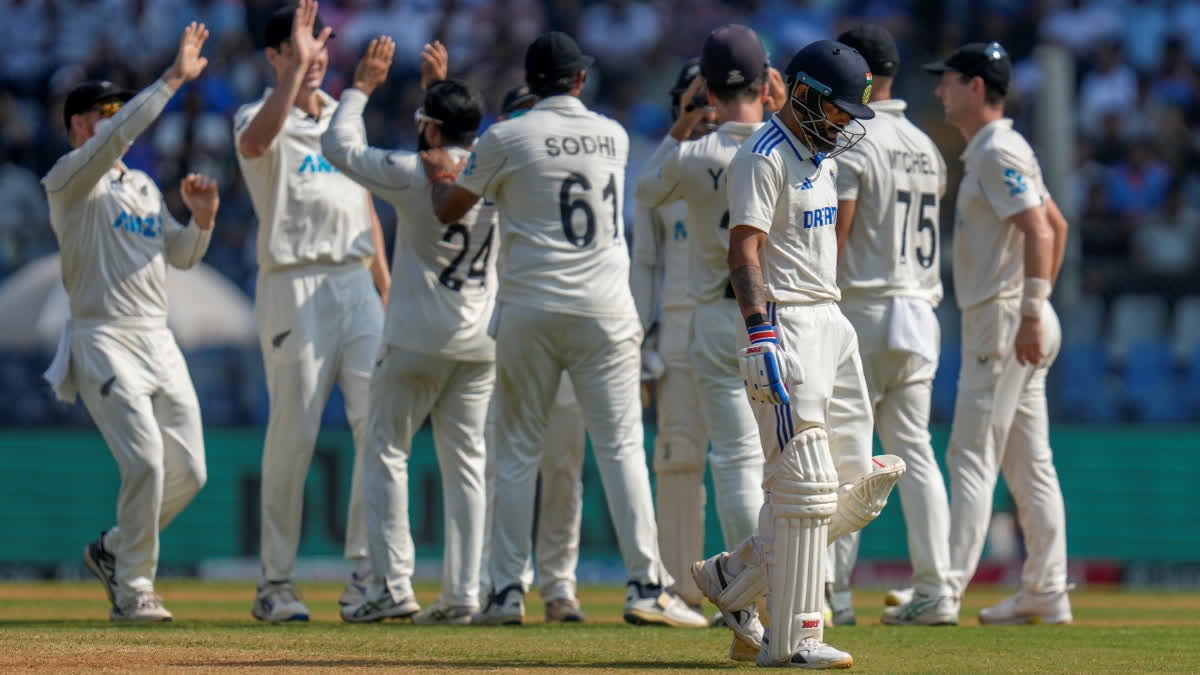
[545,596,586,623]
[471,584,524,625]
[623,581,708,627]
[82,532,119,607]
[881,593,959,625]
[341,587,420,623]
[979,588,1073,625]
[111,591,173,622]
[339,559,371,606]
[884,587,913,607]
[758,633,853,669]
[252,582,310,623]
[730,634,758,662]
[691,553,765,648]
[412,600,476,625]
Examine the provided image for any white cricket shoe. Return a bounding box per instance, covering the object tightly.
[412,600,476,625]
[885,587,913,607]
[881,593,959,625]
[623,582,708,627]
[471,584,524,625]
[544,596,586,623]
[82,533,119,607]
[111,591,173,622]
[979,589,1073,625]
[252,582,310,623]
[341,585,419,623]
[758,634,853,669]
[691,554,765,648]
[339,559,370,606]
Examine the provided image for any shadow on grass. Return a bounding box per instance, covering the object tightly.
[168,659,732,670]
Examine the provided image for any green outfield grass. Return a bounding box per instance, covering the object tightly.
[0,581,1198,672]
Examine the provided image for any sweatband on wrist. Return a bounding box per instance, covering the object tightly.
[744,312,768,329]
[1021,277,1052,318]
[747,322,777,344]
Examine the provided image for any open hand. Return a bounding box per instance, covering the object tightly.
[354,37,395,95]
[181,173,219,229]
[290,0,333,68]
[420,40,449,90]
[164,22,209,87]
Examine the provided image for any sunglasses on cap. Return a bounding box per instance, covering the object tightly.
[94,100,123,118]
[413,107,442,127]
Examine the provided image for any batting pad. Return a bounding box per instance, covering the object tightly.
[827,454,906,543]
[766,427,838,663]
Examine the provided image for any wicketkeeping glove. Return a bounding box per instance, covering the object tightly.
[739,321,799,405]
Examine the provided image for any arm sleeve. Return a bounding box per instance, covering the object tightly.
[728,151,783,233]
[630,202,664,331]
[42,79,174,208]
[162,196,213,270]
[835,141,868,201]
[978,145,1045,221]
[634,135,684,208]
[321,88,419,203]
[456,128,507,199]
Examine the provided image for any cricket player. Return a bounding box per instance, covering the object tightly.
[924,42,1072,624]
[423,31,694,626]
[635,26,777,625]
[691,40,907,668]
[235,0,390,622]
[828,24,956,627]
[321,37,495,624]
[629,56,715,624]
[45,24,215,621]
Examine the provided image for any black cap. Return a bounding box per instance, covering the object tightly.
[785,40,876,119]
[923,41,1011,95]
[525,31,593,86]
[62,80,134,130]
[701,24,767,90]
[837,24,899,78]
[670,57,702,98]
[501,85,537,115]
[264,5,333,50]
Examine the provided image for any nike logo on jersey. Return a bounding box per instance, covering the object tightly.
[100,375,117,397]
[297,154,338,173]
[707,167,724,191]
[272,329,292,348]
[802,206,836,229]
[112,212,160,238]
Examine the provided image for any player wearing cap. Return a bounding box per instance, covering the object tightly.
[635,27,775,629]
[320,37,494,624]
[423,31,693,627]
[45,24,215,622]
[690,40,907,668]
[924,42,1072,624]
[235,0,391,622]
[828,24,956,627]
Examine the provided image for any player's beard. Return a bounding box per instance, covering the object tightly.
[417,126,432,152]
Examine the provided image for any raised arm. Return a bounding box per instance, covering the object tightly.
[164,173,217,269]
[238,0,331,158]
[43,23,209,207]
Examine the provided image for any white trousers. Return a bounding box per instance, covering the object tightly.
[74,322,206,606]
[487,303,669,593]
[365,345,492,606]
[480,375,587,603]
[688,300,765,551]
[256,263,383,583]
[840,297,952,598]
[948,299,1066,597]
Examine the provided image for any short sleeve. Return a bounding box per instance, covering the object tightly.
[835,141,868,201]
[728,150,783,233]
[457,127,508,199]
[977,145,1045,221]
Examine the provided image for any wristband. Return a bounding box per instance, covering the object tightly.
[430,172,458,184]
[747,322,777,345]
[744,312,768,329]
[1021,276,1052,318]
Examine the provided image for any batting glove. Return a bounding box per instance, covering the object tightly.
[739,322,796,406]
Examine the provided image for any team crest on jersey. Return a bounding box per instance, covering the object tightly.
[862,72,873,105]
[1003,168,1027,197]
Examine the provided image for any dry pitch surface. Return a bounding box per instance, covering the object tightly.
[1,581,1199,672]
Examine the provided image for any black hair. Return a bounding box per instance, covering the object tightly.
[529,73,577,99]
[958,72,1006,106]
[424,80,485,147]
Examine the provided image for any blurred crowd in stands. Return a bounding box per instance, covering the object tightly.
[2,0,1200,425]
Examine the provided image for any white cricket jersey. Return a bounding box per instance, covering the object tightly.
[234,88,375,272]
[836,99,945,306]
[952,118,1049,310]
[42,79,211,322]
[456,95,635,319]
[728,115,840,304]
[630,200,691,313]
[636,122,762,305]
[322,88,497,362]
